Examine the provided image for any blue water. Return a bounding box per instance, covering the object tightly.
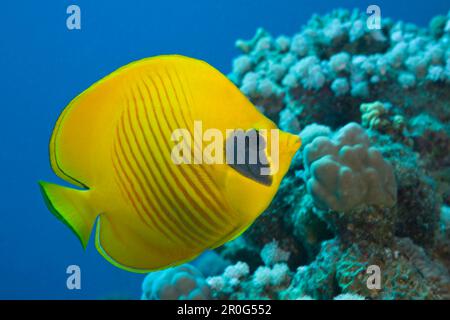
[0,0,447,299]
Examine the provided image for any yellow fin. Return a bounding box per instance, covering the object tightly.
[95,217,154,273]
[39,181,97,248]
[94,215,206,273]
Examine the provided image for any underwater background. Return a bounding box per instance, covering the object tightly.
[0,0,449,299]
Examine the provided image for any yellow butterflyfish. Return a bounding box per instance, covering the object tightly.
[39,55,301,273]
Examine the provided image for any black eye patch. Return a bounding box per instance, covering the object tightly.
[225,129,272,186]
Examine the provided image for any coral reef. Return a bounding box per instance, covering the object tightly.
[207,244,293,300]
[141,9,450,300]
[303,122,397,212]
[229,9,450,129]
[189,251,230,278]
[141,264,211,300]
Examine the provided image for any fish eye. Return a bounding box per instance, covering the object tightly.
[225,128,272,186]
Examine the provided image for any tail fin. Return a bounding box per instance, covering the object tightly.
[38,181,97,249]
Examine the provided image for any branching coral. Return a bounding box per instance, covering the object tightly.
[360,101,406,134]
[229,9,450,128]
[207,260,292,300]
[207,244,295,299]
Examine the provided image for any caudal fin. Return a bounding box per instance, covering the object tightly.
[38,181,97,249]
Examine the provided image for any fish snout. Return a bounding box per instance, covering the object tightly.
[282,132,301,155]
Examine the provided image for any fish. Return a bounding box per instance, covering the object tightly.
[39,55,301,272]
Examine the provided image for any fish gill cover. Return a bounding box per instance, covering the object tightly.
[141,8,450,300]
